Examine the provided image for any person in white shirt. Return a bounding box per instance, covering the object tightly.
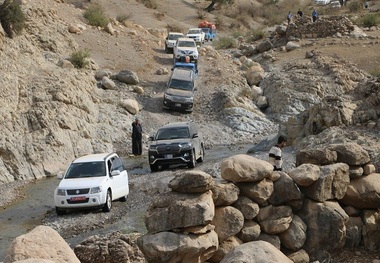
[269,136,287,171]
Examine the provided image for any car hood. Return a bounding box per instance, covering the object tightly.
[186,33,202,37]
[58,177,108,189]
[150,138,192,147]
[177,47,198,53]
[166,88,193,96]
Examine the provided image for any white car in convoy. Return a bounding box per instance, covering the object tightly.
[186,28,205,45]
[165,32,184,53]
[313,0,331,5]
[173,37,199,63]
[54,152,129,215]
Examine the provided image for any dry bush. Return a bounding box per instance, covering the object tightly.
[348,0,362,12]
[0,0,26,38]
[213,36,237,49]
[137,0,157,9]
[70,49,91,68]
[214,15,225,30]
[246,28,266,42]
[83,4,109,27]
[154,12,165,21]
[116,13,132,23]
[197,9,208,20]
[166,23,184,33]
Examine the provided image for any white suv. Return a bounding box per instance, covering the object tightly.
[165,32,184,53]
[54,153,129,215]
[173,37,199,63]
[186,28,205,45]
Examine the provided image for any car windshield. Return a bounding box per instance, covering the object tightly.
[65,161,106,178]
[188,30,200,34]
[169,79,193,91]
[156,127,190,140]
[169,34,183,40]
[178,41,196,47]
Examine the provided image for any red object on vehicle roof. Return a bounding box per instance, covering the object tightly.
[198,20,216,30]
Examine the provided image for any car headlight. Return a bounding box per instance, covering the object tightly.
[56,189,66,196]
[180,142,192,149]
[90,186,102,194]
[184,97,193,103]
[165,93,174,100]
[149,145,158,151]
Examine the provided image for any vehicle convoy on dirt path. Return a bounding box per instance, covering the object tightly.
[186,28,205,45]
[148,122,205,172]
[54,153,129,215]
[165,32,184,53]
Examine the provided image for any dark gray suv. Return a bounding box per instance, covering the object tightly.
[148,122,205,172]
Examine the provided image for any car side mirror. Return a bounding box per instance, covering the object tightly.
[192,134,199,138]
[149,136,155,141]
[111,170,121,176]
[57,172,64,179]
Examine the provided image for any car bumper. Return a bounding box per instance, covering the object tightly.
[163,98,193,111]
[54,193,105,209]
[149,150,192,165]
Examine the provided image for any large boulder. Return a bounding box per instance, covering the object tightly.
[209,236,243,263]
[245,64,265,86]
[288,163,321,186]
[268,172,302,206]
[4,225,80,263]
[232,196,260,220]
[144,190,214,233]
[211,181,240,206]
[256,205,293,234]
[220,241,293,263]
[116,70,139,84]
[137,231,218,263]
[238,179,274,205]
[221,154,273,183]
[212,206,244,242]
[340,173,380,209]
[169,170,214,193]
[327,143,370,166]
[278,215,307,251]
[296,148,337,166]
[362,210,380,251]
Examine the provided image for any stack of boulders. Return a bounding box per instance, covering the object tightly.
[286,15,355,38]
[137,142,380,262]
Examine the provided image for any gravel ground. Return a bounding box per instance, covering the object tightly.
[0,180,31,208]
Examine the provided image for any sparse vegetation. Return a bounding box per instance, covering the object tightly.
[239,87,255,100]
[83,4,109,27]
[246,28,266,42]
[213,36,237,49]
[214,15,225,30]
[70,49,91,69]
[369,67,380,77]
[116,13,132,23]
[137,0,158,9]
[361,13,380,27]
[166,23,183,33]
[348,0,362,12]
[154,12,165,21]
[197,9,208,20]
[0,0,26,38]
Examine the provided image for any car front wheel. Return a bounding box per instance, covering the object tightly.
[188,150,196,168]
[197,145,205,163]
[102,190,112,212]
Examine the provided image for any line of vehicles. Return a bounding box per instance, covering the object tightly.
[53,22,216,215]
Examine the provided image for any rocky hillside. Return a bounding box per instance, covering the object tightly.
[0,0,380,185]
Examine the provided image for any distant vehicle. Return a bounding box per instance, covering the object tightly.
[163,67,196,112]
[313,0,330,5]
[173,37,199,63]
[186,28,205,45]
[165,32,184,53]
[330,0,341,7]
[172,61,198,78]
[54,153,129,215]
[148,122,205,172]
[198,21,216,42]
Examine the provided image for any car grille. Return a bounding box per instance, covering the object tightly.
[156,145,182,154]
[67,188,90,195]
[67,198,90,204]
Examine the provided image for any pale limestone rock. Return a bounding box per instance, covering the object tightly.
[119,98,140,115]
[117,70,139,84]
[285,41,301,51]
[349,166,364,179]
[362,210,380,251]
[363,164,376,175]
[220,241,293,263]
[101,76,116,90]
[341,173,380,209]
[238,179,274,205]
[211,181,240,206]
[209,236,242,263]
[105,23,115,35]
[256,205,293,234]
[296,148,337,166]
[232,196,259,220]
[245,64,265,86]
[286,249,310,263]
[288,163,320,186]
[144,190,214,233]
[236,220,261,242]
[278,215,307,251]
[137,230,218,263]
[133,86,144,94]
[328,143,370,166]
[269,172,302,206]
[4,225,80,263]
[169,170,214,193]
[68,24,81,34]
[256,233,281,250]
[221,154,273,183]
[212,206,244,242]
[57,59,74,69]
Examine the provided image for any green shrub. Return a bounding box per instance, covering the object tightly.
[70,49,91,68]
[213,36,237,49]
[361,13,380,27]
[348,0,362,12]
[246,28,266,42]
[83,4,109,27]
[166,23,183,33]
[0,0,26,38]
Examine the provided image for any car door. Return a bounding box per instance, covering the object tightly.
[109,157,129,199]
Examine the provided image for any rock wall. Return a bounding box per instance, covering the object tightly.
[137,143,380,263]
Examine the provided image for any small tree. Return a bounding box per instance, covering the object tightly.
[0,0,26,38]
[204,0,234,12]
[70,49,91,69]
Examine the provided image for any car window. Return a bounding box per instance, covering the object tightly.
[65,162,106,178]
[169,34,183,40]
[110,157,125,172]
[178,41,196,48]
[169,79,193,91]
[156,127,190,140]
[188,30,200,34]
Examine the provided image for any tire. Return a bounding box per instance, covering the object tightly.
[197,145,205,163]
[56,207,66,216]
[102,190,112,212]
[188,150,196,168]
[150,163,158,172]
[165,45,169,53]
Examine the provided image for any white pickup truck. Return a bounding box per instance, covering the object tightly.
[186,28,205,45]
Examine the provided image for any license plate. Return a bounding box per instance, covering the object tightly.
[70,196,86,201]
[175,103,181,107]
[165,154,173,159]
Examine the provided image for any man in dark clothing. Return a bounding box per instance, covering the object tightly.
[132,118,142,155]
[312,9,318,22]
[268,135,287,171]
[297,9,303,17]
